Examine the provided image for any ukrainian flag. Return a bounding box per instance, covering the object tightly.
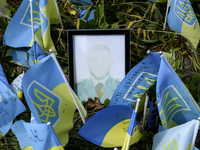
[11,120,64,150]
[78,105,141,148]
[167,0,200,49]
[152,119,198,150]
[0,80,26,139]
[3,0,60,52]
[22,54,86,146]
[122,109,141,150]
[156,55,200,129]
[109,52,161,107]
[10,72,24,100]
[28,41,48,64]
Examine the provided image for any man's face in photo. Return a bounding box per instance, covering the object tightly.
[87,47,113,80]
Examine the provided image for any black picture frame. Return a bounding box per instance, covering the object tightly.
[67,29,130,103]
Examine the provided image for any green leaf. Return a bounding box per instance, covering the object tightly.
[140,39,158,43]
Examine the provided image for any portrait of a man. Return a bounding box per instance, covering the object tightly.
[68,30,130,104]
[76,44,121,103]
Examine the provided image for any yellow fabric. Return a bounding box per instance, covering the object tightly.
[181,20,200,49]
[22,146,33,150]
[52,83,77,146]
[29,0,60,53]
[0,131,3,140]
[17,91,23,100]
[22,145,64,150]
[121,125,142,150]
[48,146,65,150]
[101,119,141,148]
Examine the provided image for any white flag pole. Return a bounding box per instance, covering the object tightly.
[142,93,149,130]
[54,0,63,31]
[190,117,200,150]
[163,0,170,30]
[50,50,85,124]
[0,12,11,20]
[29,0,35,42]
[135,98,141,113]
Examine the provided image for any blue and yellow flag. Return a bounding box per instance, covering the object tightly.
[109,52,161,107]
[3,0,60,52]
[121,109,142,150]
[156,55,200,129]
[152,119,198,150]
[10,72,24,99]
[28,41,47,64]
[69,0,94,21]
[167,0,200,49]
[0,80,26,139]
[0,63,10,88]
[6,48,34,67]
[78,105,141,148]
[22,54,86,146]
[11,120,64,150]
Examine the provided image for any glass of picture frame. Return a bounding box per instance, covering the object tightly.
[67,29,130,104]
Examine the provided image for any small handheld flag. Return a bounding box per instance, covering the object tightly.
[156,55,200,129]
[109,52,161,107]
[10,72,24,99]
[3,0,61,52]
[0,80,26,139]
[121,98,141,150]
[167,0,200,49]
[22,52,86,145]
[152,119,200,150]
[11,120,64,150]
[78,105,141,148]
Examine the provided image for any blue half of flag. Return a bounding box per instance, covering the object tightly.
[156,55,200,129]
[0,80,26,136]
[11,120,63,149]
[28,41,47,63]
[0,63,10,88]
[109,52,161,107]
[152,119,198,150]
[78,105,136,148]
[6,48,34,67]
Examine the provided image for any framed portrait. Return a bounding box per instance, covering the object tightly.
[67,29,130,104]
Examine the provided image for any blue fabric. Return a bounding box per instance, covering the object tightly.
[145,101,160,131]
[167,0,196,33]
[28,41,47,63]
[11,120,62,149]
[127,110,137,136]
[6,48,34,67]
[152,119,197,150]
[3,0,45,47]
[0,63,10,88]
[0,80,26,136]
[78,105,133,146]
[109,52,161,107]
[156,55,200,129]
[78,9,95,21]
[22,55,64,125]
